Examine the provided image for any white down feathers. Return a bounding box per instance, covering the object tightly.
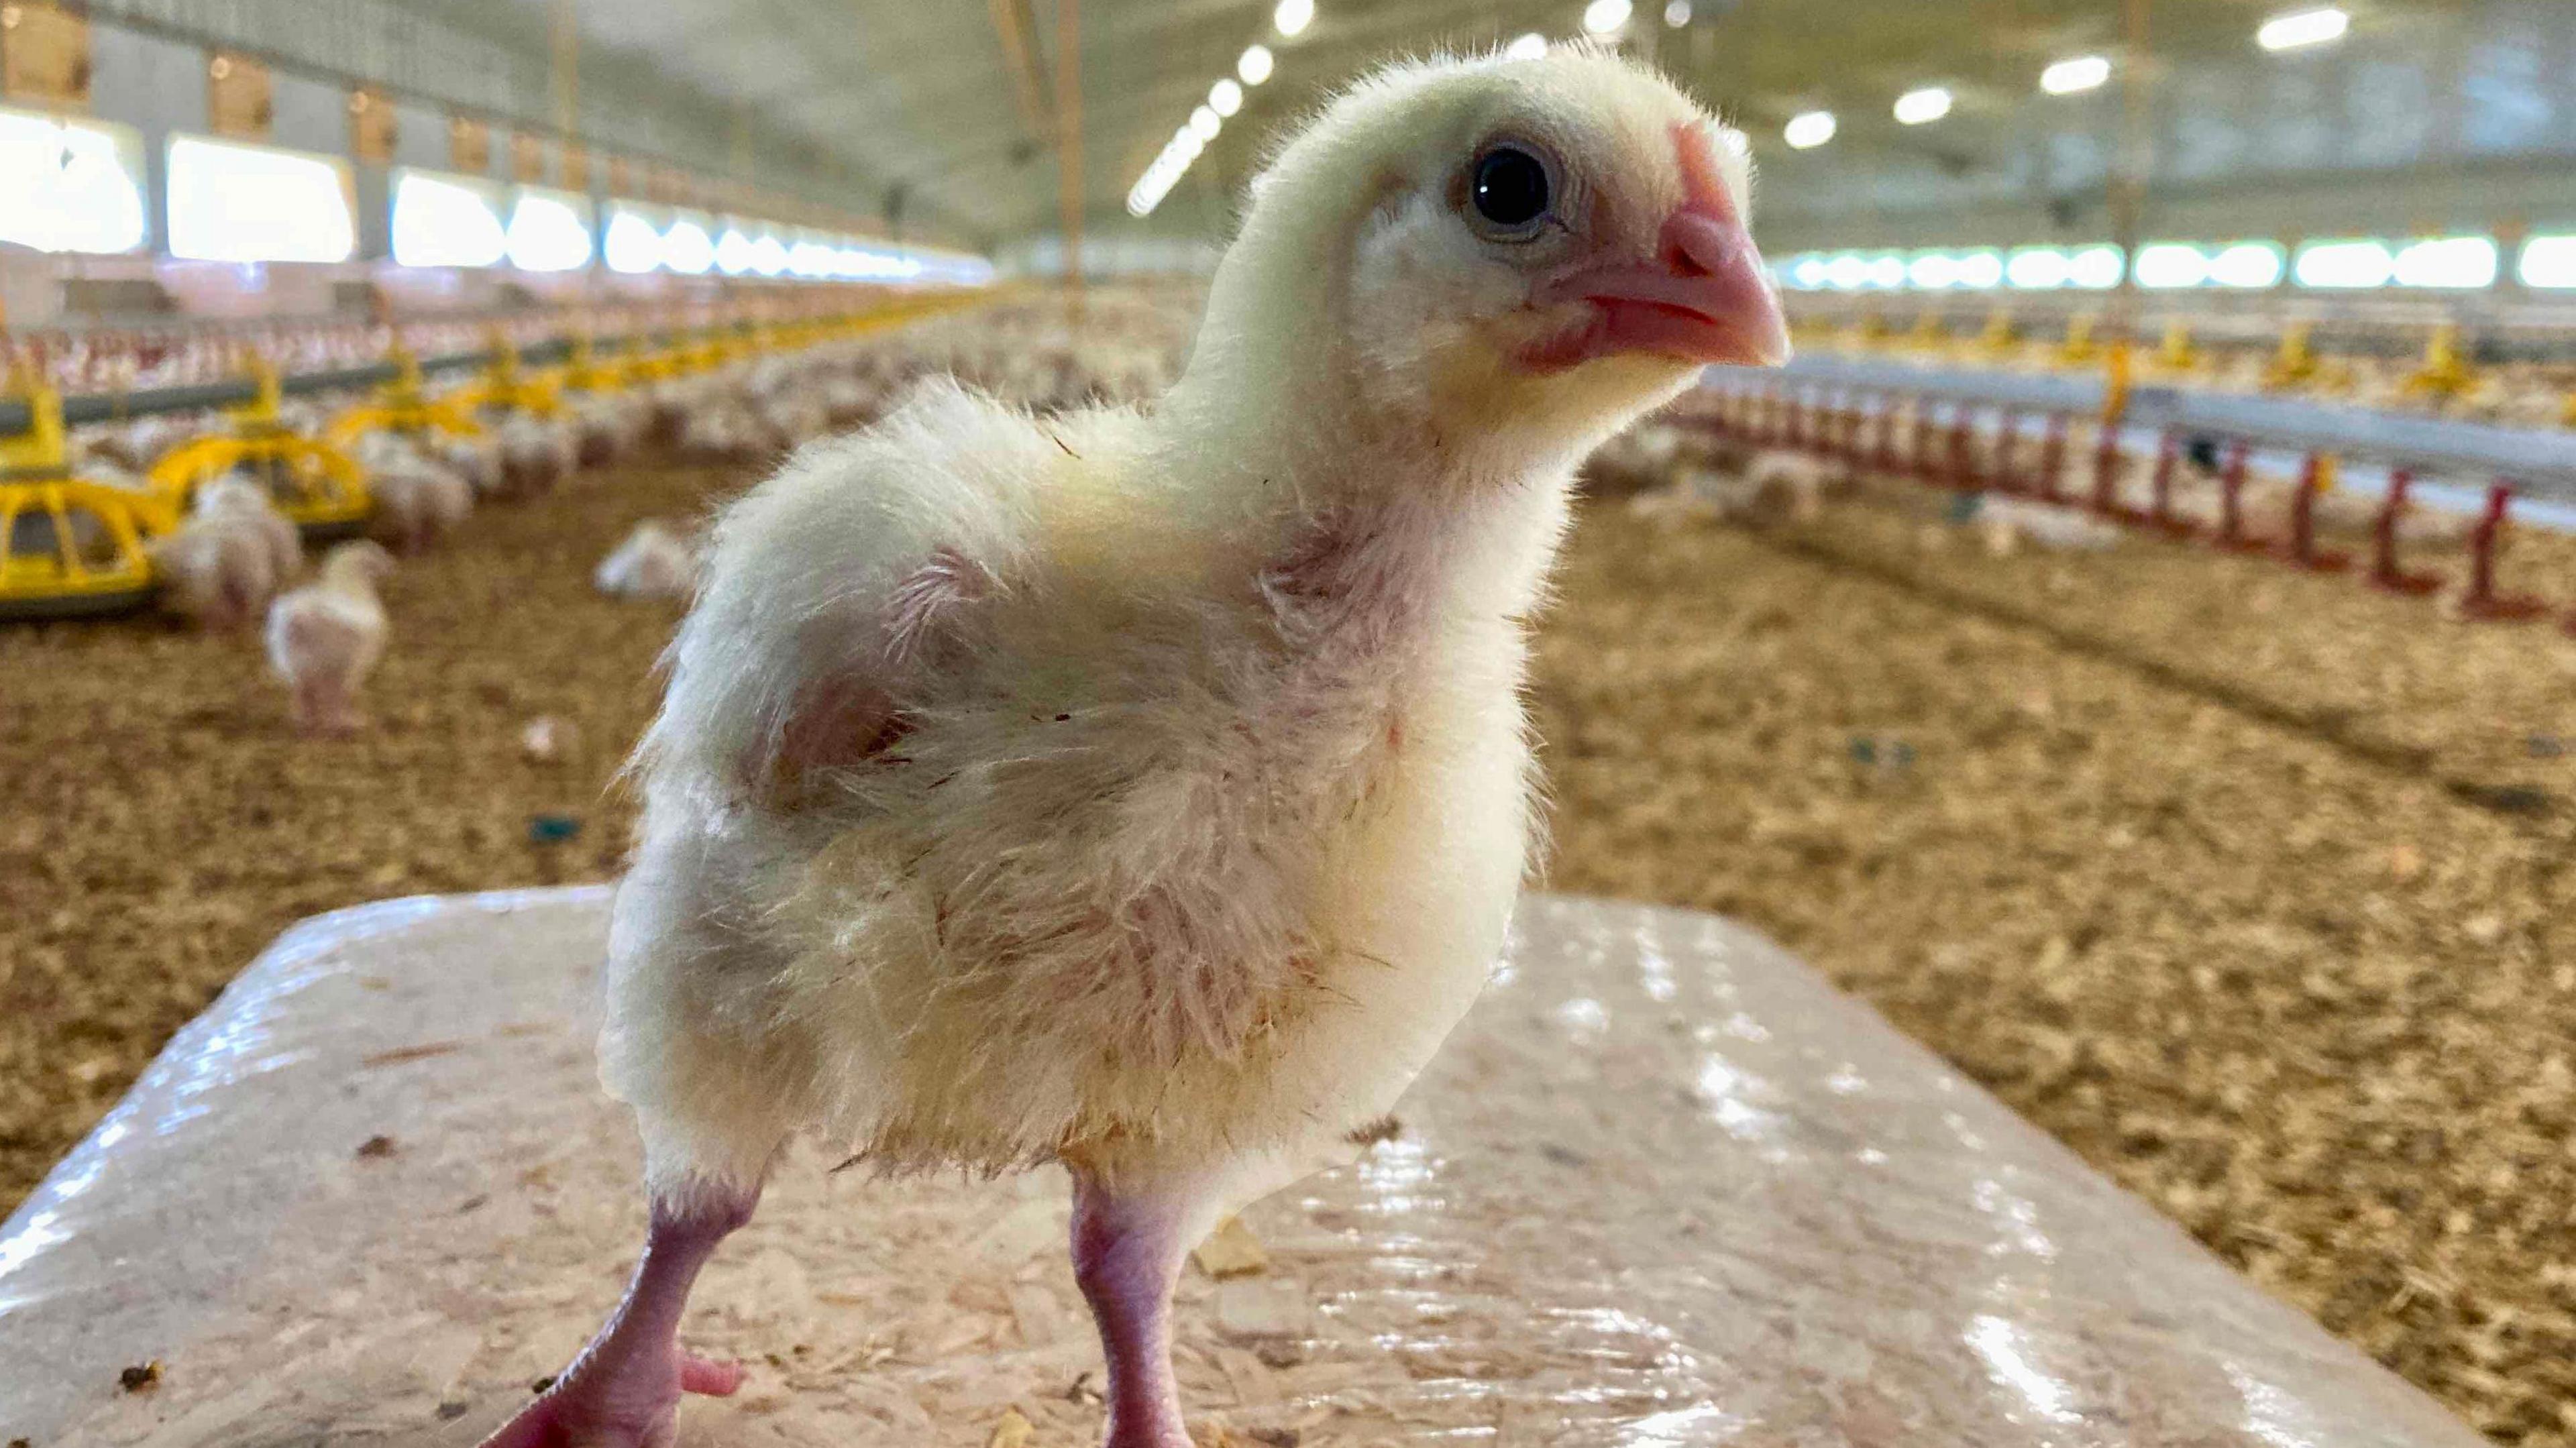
[604,377,1556,1203]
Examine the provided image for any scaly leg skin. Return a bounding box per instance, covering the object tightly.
[479,1182,760,1448]
[1070,1173,1201,1448]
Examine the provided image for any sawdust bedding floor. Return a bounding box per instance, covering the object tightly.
[4,459,2573,1442]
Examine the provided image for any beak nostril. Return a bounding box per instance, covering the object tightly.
[1659,210,1733,280]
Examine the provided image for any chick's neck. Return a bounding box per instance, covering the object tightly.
[1157,204,1586,643]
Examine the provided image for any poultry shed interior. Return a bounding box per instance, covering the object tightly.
[3,1,2575,1445]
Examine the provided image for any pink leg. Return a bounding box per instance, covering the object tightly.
[480,1183,759,1448]
[1071,1174,1197,1448]
[290,678,325,736]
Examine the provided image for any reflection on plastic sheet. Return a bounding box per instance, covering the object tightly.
[1967,1313,2086,1427]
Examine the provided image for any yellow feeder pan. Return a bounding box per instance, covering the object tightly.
[325,343,486,450]
[2403,323,2475,401]
[2054,312,2102,367]
[2150,321,2201,376]
[447,329,566,418]
[0,372,176,620]
[2263,321,2322,389]
[149,355,372,539]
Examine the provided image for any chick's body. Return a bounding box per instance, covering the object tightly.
[612,377,1550,1201]
[486,44,1788,1448]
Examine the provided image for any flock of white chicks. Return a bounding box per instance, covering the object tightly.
[64,292,1199,738]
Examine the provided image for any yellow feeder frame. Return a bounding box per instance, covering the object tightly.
[557,332,631,396]
[325,342,486,449]
[2263,321,2322,389]
[448,329,566,418]
[1,368,177,620]
[2054,312,2102,367]
[148,355,372,537]
[2150,320,2201,376]
[1976,309,2020,361]
[2403,323,2475,400]
[624,330,686,384]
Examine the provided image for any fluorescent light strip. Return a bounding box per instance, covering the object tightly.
[2259,7,2348,51]
[1894,86,1953,125]
[2040,55,2110,95]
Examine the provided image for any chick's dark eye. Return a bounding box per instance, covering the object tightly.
[1471,148,1551,229]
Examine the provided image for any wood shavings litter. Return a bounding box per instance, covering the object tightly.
[1191,1217,1270,1280]
[985,1404,1036,1448]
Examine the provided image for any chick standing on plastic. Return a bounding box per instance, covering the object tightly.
[483,42,1788,1448]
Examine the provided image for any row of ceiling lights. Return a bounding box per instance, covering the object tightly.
[1126,0,1309,215]
[1127,2,2354,217]
[1129,0,1697,216]
[1778,6,2351,152]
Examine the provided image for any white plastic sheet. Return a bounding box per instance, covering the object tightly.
[0,889,2484,1446]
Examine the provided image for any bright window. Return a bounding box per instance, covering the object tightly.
[2208,241,2286,288]
[662,212,715,276]
[838,241,922,282]
[166,134,355,264]
[506,187,594,272]
[1824,252,1872,291]
[1908,252,1962,289]
[788,234,840,279]
[1864,253,1907,289]
[1953,251,2004,289]
[2068,245,2125,289]
[390,169,506,269]
[2006,247,2072,289]
[2390,235,2498,289]
[2521,235,2576,290]
[2133,243,2210,289]
[714,222,757,276]
[0,105,146,254]
[747,231,790,277]
[602,203,665,274]
[2294,238,2394,288]
[1786,254,1831,290]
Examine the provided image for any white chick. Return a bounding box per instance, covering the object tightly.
[437,433,507,498]
[497,414,578,498]
[366,453,476,555]
[480,44,1787,1448]
[264,540,394,736]
[573,394,649,467]
[594,520,701,601]
[197,472,304,585]
[356,432,476,554]
[148,518,276,632]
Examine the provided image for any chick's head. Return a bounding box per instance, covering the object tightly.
[1226,44,1790,454]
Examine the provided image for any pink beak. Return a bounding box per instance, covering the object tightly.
[1525,123,1793,371]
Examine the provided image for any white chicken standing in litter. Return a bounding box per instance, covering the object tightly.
[356,434,475,555]
[146,475,301,631]
[197,472,304,584]
[148,517,276,632]
[480,45,1788,1448]
[496,412,579,498]
[265,540,394,736]
[594,520,700,600]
